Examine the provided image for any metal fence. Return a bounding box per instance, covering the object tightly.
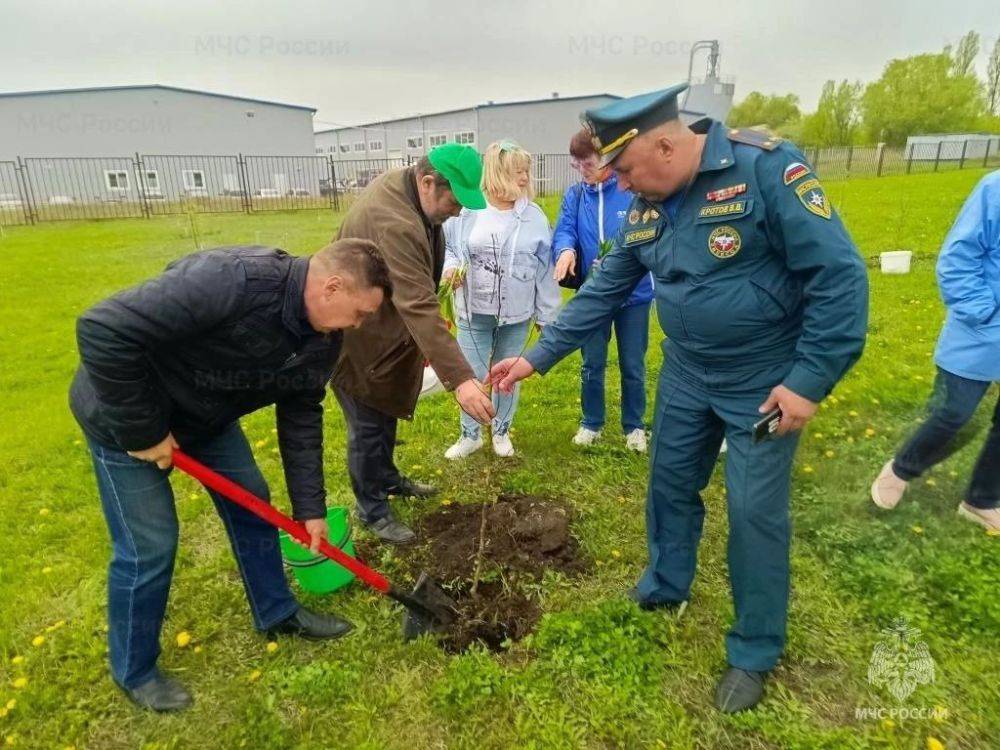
[1,138,998,227]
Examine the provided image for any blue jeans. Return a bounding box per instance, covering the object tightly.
[456,314,531,439]
[580,301,650,433]
[894,367,999,509]
[86,422,299,689]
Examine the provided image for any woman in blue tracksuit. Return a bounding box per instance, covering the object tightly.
[872,170,1000,531]
[552,129,654,452]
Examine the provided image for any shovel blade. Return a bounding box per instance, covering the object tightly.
[401,573,459,641]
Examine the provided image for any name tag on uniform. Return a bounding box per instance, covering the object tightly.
[695,198,754,223]
[622,227,660,245]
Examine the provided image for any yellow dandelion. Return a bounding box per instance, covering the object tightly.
[926,479,937,487]
[0,708,6,719]
[911,525,924,535]
[611,549,621,559]
[12,678,27,690]
[865,428,876,437]
[803,465,814,474]
[881,718,895,730]
[933,706,948,724]
[824,450,835,459]
[193,645,203,654]
[926,737,945,750]
[870,398,881,405]
[175,631,192,648]
[948,470,958,478]
[849,410,859,417]
[248,669,262,683]
[38,508,50,517]
[435,469,443,476]
[10,656,23,666]
[31,636,44,648]
[254,439,267,448]
[41,567,52,575]
[188,492,198,501]
[266,641,279,654]
[813,433,824,439]
[6,735,16,746]
[5,700,15,711]
[847,436,855,444]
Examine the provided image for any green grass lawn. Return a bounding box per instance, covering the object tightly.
[1,169,998,749]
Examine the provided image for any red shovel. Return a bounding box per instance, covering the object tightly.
[172,450,457,641]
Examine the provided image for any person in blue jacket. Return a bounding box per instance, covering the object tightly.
[552,129,654,452]
[488,84,869,713]
[872,171,999,531]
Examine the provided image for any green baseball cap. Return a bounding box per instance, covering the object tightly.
[427,143,486,209]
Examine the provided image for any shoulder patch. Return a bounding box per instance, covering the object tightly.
[782,162,811,185]
[727,128,781,151]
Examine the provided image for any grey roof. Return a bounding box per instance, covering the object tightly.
[314,93,622,134]
[0,84,316,113]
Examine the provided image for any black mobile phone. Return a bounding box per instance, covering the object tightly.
[752,408,783,444]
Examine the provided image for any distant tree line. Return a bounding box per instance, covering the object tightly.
[726,31,1000,147]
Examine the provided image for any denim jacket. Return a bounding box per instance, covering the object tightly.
[443,198,563,325]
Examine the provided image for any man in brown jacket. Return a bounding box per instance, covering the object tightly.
[332,143,495,543]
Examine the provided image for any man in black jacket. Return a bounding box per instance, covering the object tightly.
[70,239,390,712]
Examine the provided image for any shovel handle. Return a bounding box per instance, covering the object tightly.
[172,450,391,594]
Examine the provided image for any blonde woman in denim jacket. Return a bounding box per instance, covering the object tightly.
[441,141,562,458]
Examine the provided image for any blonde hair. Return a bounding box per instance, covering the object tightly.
[481,141,534,202]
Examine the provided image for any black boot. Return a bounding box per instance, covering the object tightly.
[628,587,684,613]
[366,515,417,544]
[714,667,768,713]
[387,476,438,499]
[267,607,354,641]
[121,671,194,712]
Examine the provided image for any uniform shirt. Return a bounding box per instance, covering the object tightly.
[934,170,1000,382]
[527,119,869,403]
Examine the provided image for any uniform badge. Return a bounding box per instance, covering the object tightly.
[708,225,742,259]
[649,209,660,220]
[783,162,810,185]
[706,183,747,202]
[698,200,747,219]
[641,208,651,223]
[628,209,640,225]
[794,178,832,219]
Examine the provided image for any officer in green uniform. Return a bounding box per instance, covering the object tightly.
[488,83,869,712]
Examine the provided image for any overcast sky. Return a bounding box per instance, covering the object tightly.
[3,0,996,129]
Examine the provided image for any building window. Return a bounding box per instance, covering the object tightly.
[143,170,160,195]
[316,147,324,154]
[368,140,383,151]
[339,144,351,153]
[428,133,448,147]
[353,142,365,152]
[104,170,129,191]
[406,135,423,149]
[455,131,475,145]
[182,169,206,191]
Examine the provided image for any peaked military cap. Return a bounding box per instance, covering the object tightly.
[582,83,689,166]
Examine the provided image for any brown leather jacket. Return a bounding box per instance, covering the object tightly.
[331,167,475,419]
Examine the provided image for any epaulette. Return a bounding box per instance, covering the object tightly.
[726,127,781,151]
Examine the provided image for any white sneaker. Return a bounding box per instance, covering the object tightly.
[572,427,602,446]
[492,432,515,457]
[444,435,482,460]
[871,459,909,510]
[625,428,647,453]
[957,502,1000,531]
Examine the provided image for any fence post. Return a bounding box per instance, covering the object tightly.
[15,156,37,225]
[133,152,150,218]
[933,141,942,172]
[906,145,913,174]
[237,154,252,214]
[984,138,992,168]
[959,140,967,170]
[812,147,820,173]
[876,144,885,177]
[328,156,340,213]
[846,145,853,173]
